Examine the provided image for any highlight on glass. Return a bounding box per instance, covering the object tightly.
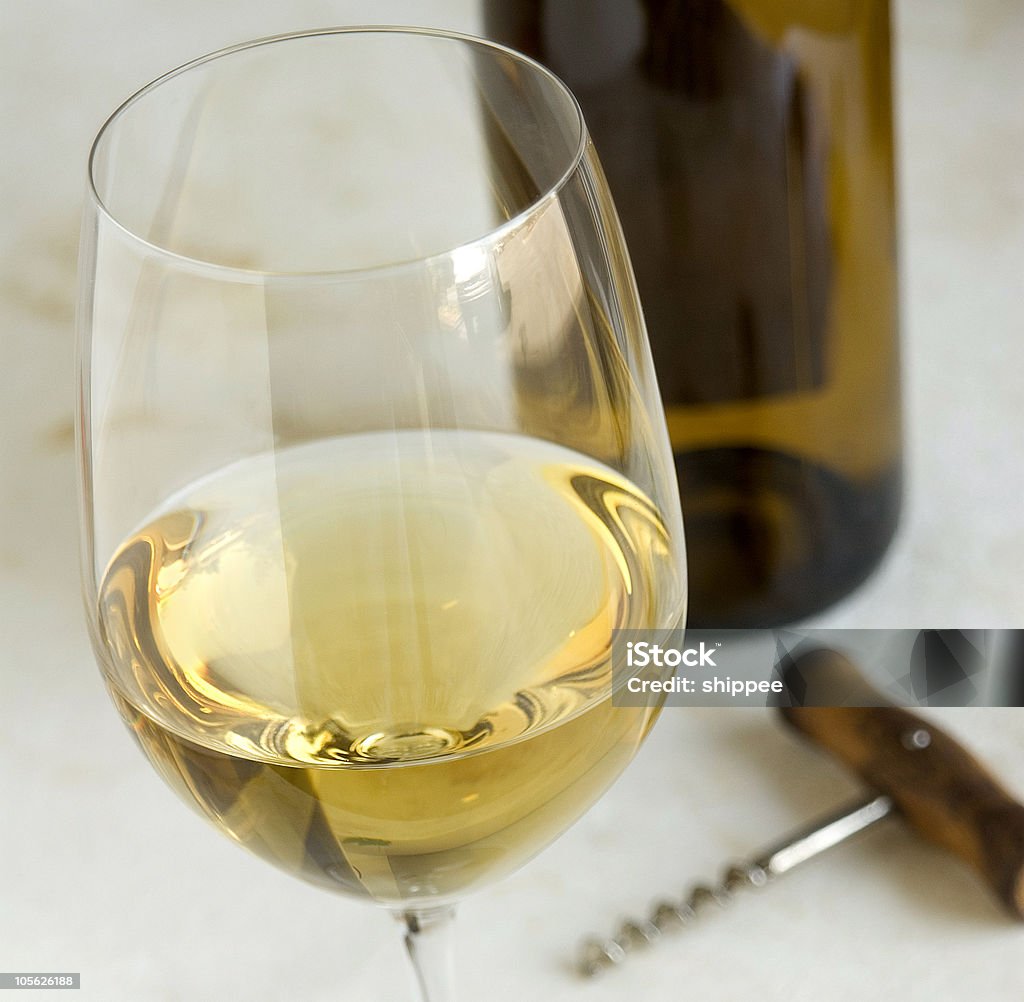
[77,27,687,999]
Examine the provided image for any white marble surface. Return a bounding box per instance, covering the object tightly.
[1,1,1023,999]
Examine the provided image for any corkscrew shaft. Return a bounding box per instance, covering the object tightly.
[754,793,894,877]
[577,794,895,977]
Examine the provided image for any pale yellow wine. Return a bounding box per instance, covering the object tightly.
[97,430,682,905]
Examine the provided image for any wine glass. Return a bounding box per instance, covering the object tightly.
[76,27,686,1000]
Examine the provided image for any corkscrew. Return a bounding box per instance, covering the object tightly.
[578,649,1024,977]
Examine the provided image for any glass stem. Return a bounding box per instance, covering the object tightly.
[399,906,457,1002]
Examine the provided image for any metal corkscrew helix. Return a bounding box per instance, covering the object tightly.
[577,794,894,977]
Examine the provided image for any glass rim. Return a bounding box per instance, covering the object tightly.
[86,25,589,283]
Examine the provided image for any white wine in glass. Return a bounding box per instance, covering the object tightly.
[78,28,686,999]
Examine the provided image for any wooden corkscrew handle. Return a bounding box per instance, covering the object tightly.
[779,648,1024,918]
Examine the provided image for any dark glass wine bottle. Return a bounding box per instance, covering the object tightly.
[484,0,902,627]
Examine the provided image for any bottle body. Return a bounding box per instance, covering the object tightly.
[485,0,902,626]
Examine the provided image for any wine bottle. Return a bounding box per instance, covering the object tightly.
[484,0,902,626]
